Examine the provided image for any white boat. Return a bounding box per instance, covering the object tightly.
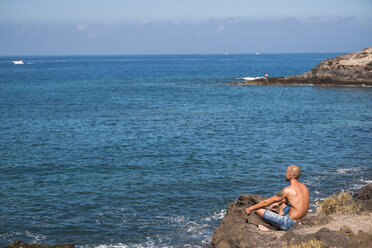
[12,60,24,65]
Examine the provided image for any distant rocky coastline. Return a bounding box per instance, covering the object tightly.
[208,184,372,248]
[231,46,372,86]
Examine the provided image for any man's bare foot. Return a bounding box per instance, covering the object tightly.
[258,225,269,232]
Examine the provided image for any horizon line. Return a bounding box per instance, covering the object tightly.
[0,51,348,57]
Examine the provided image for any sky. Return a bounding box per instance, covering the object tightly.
[0,0,371,55]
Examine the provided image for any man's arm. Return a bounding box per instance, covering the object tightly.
[246,188,287,215]
[269,198,286,210]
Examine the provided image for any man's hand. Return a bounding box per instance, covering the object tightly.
[245,207,252,215]
[269,203,280,210]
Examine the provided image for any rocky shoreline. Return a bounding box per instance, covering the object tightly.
[209,184,372,248]
[230,47,372,87]
[8,185,372,248]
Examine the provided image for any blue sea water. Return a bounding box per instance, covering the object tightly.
[0,54,371,247]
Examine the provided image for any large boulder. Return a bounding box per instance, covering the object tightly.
[354,184,372,212]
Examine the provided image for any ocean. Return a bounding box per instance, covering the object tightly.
[0,54,371,247]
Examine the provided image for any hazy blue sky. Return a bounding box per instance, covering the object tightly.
[1,0,371,55]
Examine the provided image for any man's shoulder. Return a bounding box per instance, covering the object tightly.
[276,187,291,197]
[288,182,309,193]
[283,185,298,195]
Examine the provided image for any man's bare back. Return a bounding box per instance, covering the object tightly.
[278,181,309,220]
[245,165,310,230]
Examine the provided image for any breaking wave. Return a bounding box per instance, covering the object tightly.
[238,76,265,81]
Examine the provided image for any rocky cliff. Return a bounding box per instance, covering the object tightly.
[210,184,372,248]
[305,47,372,82]
[231,46,372,86]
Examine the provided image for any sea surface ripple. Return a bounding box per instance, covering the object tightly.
[0,54,371,247]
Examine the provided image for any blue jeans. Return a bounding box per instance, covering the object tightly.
[262,205,295,231]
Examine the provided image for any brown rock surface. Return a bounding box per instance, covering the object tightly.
[354,184,372,212]
[346,231,372,248]
[281,227,350,247]
[7,240,75,248]
[305,47,372,81]
[210,185,372,248]
[210,194,287,248]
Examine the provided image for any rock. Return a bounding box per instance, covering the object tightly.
[298,213,332,227]
[306,47,372,82]
[7,240,75,248]
[210,186,372,248]
[210,194,286,248]
[282,227,350,248]
[313,228,350,247]
[346,231,372,248]
[230,46,372,86]
[354,184,372,212]
[339,225,355,236]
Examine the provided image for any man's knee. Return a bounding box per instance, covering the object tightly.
[256,208,266,217]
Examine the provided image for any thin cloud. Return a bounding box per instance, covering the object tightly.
[87,33,96,38]
[303,16,357,24]
[217,24,226,32]
[76,24,88,32]
[16,28,25,35]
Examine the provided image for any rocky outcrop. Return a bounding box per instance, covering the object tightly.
[282,227,372,248]
[305,47,372,82]
[355,184,372,212]
[7,240,74,248]
[210,184,372,248]
[231,46,372,86]
[210,194,286,248]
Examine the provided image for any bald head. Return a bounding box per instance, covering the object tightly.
[287,165,301,180]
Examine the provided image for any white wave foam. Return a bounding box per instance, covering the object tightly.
[204,209,226,221]
[90,236,171,248]
[89,210,226,248]
[93,244,128,248]
[0,231,47,245]
[238,76,265,81]
[93,243,148,248]
[336,168,358,174]
[92,238,157,248]
[350,183,367,190]
[360,179,372,184]
[92,243,202,248]
[157,209,225,224]
[349,178,372,190]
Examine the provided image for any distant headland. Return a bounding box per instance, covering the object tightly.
[231,46,372,87]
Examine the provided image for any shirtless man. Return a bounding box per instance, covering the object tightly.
[245,165,309,231]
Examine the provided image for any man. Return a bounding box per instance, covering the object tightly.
[245,165,309,231]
